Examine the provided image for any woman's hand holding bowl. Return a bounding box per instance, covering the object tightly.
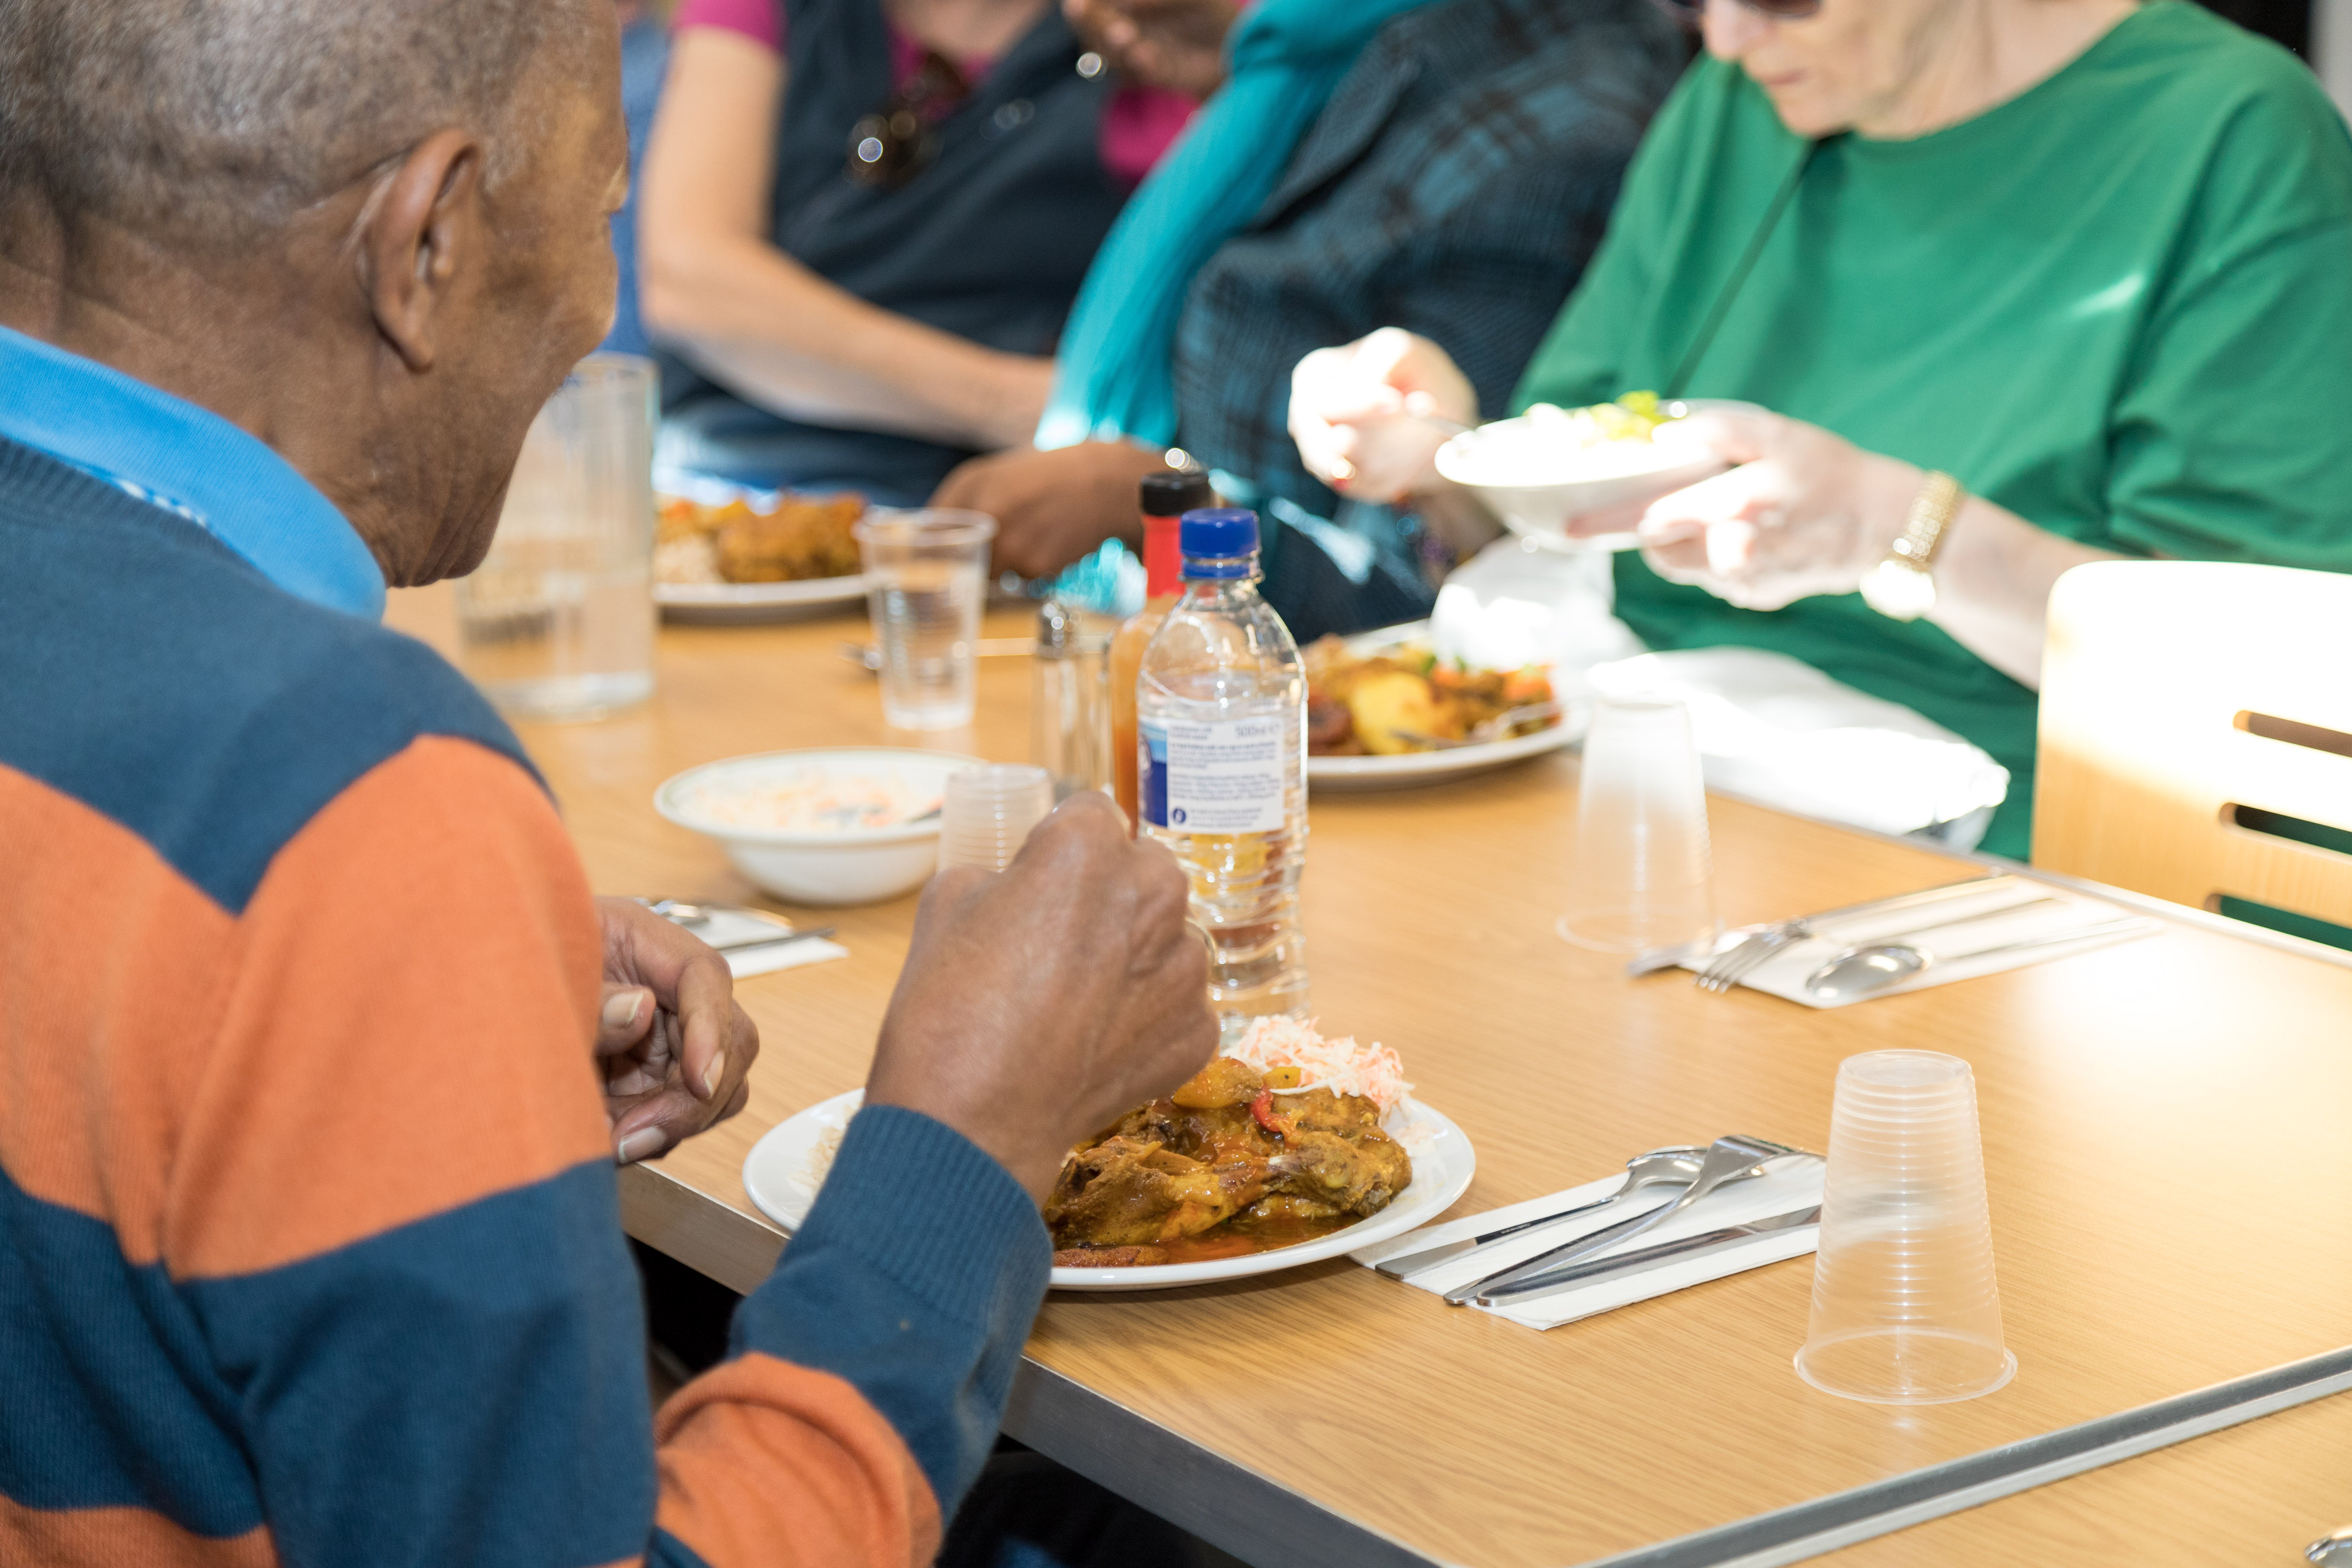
[1635,407,1921,611]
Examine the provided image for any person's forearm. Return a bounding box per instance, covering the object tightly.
[1924,490,2121,690]
[640,233,1051,450]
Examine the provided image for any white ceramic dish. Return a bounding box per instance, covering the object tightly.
[1306,622,1585,792]
[1434,400,1762,552]
[743,1088,1476,1293]
[655,573,869,625]
[654,747,981,906]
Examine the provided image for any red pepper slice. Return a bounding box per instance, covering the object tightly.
[1250,1089,1293,1139]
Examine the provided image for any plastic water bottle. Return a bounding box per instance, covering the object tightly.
[1137,508,1308,1029]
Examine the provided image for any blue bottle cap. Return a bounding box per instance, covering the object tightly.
[1178,508,1259,579]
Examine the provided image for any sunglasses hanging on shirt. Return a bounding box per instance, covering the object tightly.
[1649,0,1824,23]
[846,51,973,189]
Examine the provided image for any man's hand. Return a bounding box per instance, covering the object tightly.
[931,441,1167,579]
[1063,0,1241,99]
[595,897,760,1165]
[1635,409,1918,611]
[865,792,1217,1200]
[1289,328,1476,504]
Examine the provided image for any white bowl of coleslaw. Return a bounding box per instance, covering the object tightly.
[655,747,982,906]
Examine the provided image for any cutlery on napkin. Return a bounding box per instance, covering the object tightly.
[653,903,849,980]
[1674,875,2154,1008]
[1353,1155,1824,1330]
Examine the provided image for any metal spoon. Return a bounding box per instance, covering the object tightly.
[1375,1144,1707,1281]
[1804,916,2149,1003]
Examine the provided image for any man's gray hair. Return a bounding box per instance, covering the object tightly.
[0,0,577,245]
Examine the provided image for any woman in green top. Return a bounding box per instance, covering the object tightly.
[1288,0,2352,858]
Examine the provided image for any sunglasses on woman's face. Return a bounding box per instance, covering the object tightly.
[1650,0,1825,23]
[845,51,972,190]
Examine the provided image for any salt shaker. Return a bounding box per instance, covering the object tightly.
[1033,597,1112,800]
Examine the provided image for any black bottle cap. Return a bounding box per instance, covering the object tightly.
[1140,469,1215,518]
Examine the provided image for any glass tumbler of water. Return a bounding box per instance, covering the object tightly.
[853,509,997,730]
[455,354,657,720]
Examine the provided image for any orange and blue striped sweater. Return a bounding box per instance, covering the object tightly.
[0,430,1051,1567]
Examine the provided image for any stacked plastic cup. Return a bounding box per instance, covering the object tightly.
[936,764,1055,873]
[1796,1050,2016,1404]
[1556,696,1718,954]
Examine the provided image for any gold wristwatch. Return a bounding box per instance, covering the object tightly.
[1860,470,1964,622]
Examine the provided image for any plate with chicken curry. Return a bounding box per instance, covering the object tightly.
[653,482,868,623]
[741,1020,1475,1291]
[1305,624,1584,792]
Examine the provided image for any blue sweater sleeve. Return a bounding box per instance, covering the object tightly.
[728,1105,1054,1513]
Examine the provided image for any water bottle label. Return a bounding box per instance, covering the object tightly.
[1137,714,1286,834]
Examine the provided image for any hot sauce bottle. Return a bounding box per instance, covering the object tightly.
[1110,468,1214,831]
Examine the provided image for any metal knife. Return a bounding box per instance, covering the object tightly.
[1374,1183,1684,1281]
[1623,875,2015,978]
[1474,1204,1822,1308]
[711,925,837,953]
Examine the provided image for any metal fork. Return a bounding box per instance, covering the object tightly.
[1694,920,1811,993]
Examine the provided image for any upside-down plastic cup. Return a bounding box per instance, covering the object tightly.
[936,764,1055,873]
[1556,696,1718,954]
[1796,1050,2016,1404]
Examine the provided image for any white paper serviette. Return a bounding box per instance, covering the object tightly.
[1681,874,2156,1008]
[682,908,850,980]
[1352,1156,1824,1330]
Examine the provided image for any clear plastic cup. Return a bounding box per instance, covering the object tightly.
[1556,696,1718,954]
[1796,1050,2016,1404]
[456,354,657,720]
[853,508,997,730]
[937,764,1055,873]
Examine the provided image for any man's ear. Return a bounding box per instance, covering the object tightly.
[357,129,485,374]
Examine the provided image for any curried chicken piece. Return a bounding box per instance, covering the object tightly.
[1254,1087,1412,1217]
[713,494,864,583]
[1044,1136,1268,1248]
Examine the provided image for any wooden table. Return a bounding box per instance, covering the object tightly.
[392,590,2352,1568]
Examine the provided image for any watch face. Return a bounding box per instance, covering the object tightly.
[1863,560,1936,621]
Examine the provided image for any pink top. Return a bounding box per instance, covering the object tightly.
[673,0,1199,188]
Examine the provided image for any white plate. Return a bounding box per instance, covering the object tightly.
[742,1089,1477,1293]
[654,475,870,623]
[654,573,869,623]
[1306,623,1585,792]
[1308,721,1581,791]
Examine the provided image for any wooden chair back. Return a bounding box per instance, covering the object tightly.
[2034,560,2352,931]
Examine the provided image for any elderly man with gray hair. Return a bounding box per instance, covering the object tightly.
[0,5,1214,1566]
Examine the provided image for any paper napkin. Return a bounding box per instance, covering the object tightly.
[681,907,850,980]
[1353,1156,1824,1331]
[1680,875,2155,1008]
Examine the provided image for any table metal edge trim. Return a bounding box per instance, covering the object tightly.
[1568,1345,2352,1568]
[1003,1360,1465,1568]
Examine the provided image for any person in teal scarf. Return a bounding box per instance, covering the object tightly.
[1037,0,1437,451]
[935,0,1686,639]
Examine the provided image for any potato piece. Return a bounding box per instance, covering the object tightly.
[1346,670,1456,755]
[1171,1055,1263,1109]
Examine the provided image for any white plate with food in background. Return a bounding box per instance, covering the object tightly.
[1305,622,1583,792]
[654,480,870,623]
[741,1021,1476,1292]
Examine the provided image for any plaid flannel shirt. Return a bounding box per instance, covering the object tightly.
[1170,0,1690,640]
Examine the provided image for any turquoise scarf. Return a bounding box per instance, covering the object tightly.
[1037,0,1438,450]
